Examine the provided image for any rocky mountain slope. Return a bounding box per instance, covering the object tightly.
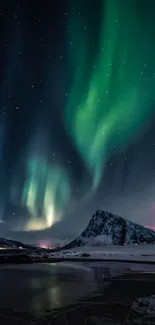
[64,210,155,248]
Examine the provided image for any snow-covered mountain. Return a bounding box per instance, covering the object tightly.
[64,210,155,248]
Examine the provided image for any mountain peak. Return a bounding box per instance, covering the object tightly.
[64,210,155,249]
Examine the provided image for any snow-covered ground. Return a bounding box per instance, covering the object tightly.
[47,243,155,263]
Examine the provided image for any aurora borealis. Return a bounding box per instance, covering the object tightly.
[1,0,155,242]
[65,0,155,188]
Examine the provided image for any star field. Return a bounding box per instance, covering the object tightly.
[0,0,155,242]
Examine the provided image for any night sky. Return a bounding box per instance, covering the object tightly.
[0,0,155,243]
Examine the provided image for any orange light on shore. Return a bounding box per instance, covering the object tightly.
[38,240,52,249]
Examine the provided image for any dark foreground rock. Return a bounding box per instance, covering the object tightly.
[125,295,155,324]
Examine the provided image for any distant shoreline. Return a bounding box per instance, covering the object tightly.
[1,255,155,265]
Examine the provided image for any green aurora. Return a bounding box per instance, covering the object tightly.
[4,0,155,232]
[65,0,155,188]
[22,157,70,231]
[10,128,71,231]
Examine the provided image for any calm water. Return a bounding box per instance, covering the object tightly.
[0,262,97,315]
[0,262,155,316]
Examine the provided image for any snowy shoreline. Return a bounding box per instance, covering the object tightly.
[29,243,155,266]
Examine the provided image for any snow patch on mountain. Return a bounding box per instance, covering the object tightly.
[64,210,155,249]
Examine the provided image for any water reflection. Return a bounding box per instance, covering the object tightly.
[0,263,96,315]
[0,262,155,316]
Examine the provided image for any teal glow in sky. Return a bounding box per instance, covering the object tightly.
[0,0,155,239]
[65,0,155,188]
